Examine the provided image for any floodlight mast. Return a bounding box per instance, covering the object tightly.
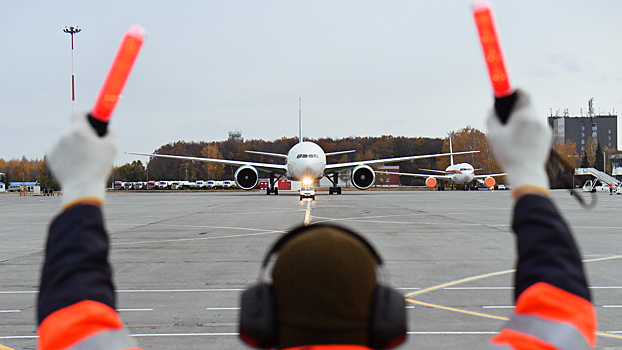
[63,26,81,112]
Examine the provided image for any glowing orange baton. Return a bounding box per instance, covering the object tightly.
[89,25,145,136]
[473,3,516,123]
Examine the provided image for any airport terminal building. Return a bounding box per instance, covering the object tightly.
[548,114,617,152]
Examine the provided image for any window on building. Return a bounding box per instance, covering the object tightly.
[581,139,585,145]
[592,123,597,131]
[581,123,585,131]
[592,132,597,138]
[581,146,584,152]
[609,136,612,140]
[581,132,585,137]
[609,129,612,134]
[608,142,612,147]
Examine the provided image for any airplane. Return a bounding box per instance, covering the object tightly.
[127,105,477,195]
[376,138,505,191]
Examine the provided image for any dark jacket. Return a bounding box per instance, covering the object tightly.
[485,195,596,349]
[37,204,140,350]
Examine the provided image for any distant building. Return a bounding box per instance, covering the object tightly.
[228,130,244,142]
[548,108,617,153]
[375,165,400,186]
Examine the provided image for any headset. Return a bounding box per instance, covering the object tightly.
[239,223,407,350]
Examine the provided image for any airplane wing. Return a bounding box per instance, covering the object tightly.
[245,150,288,159]
[324,150,478,174]
[473,173,506,178]
[126,152,288,174]
[418,168,448,174]
[325,150,356,156]
[375,171,453,181]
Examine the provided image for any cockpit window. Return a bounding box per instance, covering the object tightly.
[302,154,308,158]
[297,154,302,159]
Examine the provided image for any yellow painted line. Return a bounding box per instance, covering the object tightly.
[405,298,510,321]
[404,255,622,299]
[304,201,311,226]
[0,344,22,350]
[406,298,622,341]
[596,332,622,339]
[404,269,515,297]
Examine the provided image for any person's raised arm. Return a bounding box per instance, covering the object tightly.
[484,90,596,349]
[38,112,140,350]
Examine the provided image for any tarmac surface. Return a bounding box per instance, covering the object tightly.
[1,189,621,349]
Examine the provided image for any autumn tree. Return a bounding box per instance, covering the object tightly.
[594,142,604,171]
[548,141,579,189]
[201,143,224,180]
[39,157,60,190]
[117,160,146,182]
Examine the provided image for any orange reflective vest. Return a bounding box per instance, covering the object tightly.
[284,345,371,350]
[38,300,142,350]
[485,283,596,350]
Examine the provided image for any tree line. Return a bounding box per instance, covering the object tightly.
[0,157,59,190]
[3,126,607,190]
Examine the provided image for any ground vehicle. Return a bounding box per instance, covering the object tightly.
[582,179,609,193]
[300,185,315,200]
[497,184,507,190]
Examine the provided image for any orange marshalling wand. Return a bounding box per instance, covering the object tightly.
[473,3,511,98]
[89,25,145,136]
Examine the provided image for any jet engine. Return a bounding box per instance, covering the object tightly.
[484,176,496,188]
[235,165,259,190]
[351,165,375,190]
[425,177,437,188]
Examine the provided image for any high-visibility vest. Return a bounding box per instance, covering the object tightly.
[38,300,141,350]
[485,282,597,350]
[284,345,371,350]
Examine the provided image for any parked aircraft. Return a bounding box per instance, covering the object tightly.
[128,105,477,195]
[377,138,504,190]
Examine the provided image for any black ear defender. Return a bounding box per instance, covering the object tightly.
[239,223,408,349]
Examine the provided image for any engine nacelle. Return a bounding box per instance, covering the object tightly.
[235,165,259,190]
[425,177,437,188]
[351,165,375,190]
[484,176,496,188]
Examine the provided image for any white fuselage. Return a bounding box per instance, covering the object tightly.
[445,163,475,184]
[286,141,327,182]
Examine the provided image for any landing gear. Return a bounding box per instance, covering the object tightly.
[327,172,342,195]
[266,173,280,195]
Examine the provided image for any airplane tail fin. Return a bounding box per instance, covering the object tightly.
[299,98,302,144]
[449,137,454,166]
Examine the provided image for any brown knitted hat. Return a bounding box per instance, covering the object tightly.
[271,225,377,349]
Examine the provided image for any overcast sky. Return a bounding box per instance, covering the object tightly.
[2,1,621,165]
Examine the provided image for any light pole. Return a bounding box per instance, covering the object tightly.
[63,26,81,112]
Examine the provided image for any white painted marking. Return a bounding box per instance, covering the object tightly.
[0,310,20,313]
[444,287,512,290]
[0,336,37,339]
[482,306,514,309]
[117,308,153,311]
[111,230,284,246]
[406,306,416,309]
[117,289,245,293]
[0,288,245,294]
[396,287,421,290]
[603,305,622,308]
[130,333,238,337]
[206,307,240,310]
[407,331,498,335]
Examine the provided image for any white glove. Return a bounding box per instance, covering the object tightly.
[486,90,551,194]
[47,112,117,209]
